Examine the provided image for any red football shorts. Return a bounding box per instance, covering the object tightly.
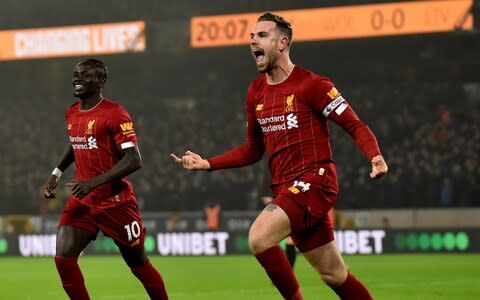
[58,199,145,248]
[272,164,338,253]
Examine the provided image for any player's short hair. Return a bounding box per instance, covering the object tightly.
[82,58,108,81]
[257,12,293,46]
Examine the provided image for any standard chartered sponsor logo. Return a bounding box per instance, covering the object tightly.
[72,144,88,150]
[287,113,298,129]
[258,115,284,125]
[70,136,86,143]
[88,136,98,149]
[261,123,287,132]
[69,135,98,150]
[258,114,298,132]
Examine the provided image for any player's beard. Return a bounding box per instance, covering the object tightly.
[258,52,278,74]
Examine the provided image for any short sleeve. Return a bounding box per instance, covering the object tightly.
[110,105,138,150]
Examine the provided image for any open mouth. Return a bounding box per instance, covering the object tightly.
[73,81,85,93]
[252,49,265,64]
[73,81,86,90]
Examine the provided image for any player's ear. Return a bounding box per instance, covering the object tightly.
[98,77,106,87]
[279,35,289,52]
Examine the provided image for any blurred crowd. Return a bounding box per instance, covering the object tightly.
[2,78,478,214]
[332,81,479,209]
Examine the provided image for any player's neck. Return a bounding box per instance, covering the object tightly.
[79,94,104,110]
[266,58,295,85]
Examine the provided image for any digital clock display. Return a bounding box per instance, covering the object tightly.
[190,0,473,48]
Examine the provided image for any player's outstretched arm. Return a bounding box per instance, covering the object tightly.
[42,143,74,199]
[170,151,211,170]
[370,155,388,179]
[67,146,141,199]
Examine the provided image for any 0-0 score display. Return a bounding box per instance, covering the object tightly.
[191,0,473,48]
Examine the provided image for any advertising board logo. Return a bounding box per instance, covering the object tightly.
[394,231,469,252]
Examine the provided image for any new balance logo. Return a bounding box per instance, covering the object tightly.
[287,113,298,129]
[88,136,98,149]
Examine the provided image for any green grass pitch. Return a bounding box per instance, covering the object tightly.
[1,254,479,299]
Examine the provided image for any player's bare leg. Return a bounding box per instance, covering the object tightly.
[55,225,96,300]
[303,242,373,299]
[116,240,169,300]
[249,204,303,300]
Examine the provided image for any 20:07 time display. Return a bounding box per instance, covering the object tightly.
[194,19,250,42]
[191,16,256,47]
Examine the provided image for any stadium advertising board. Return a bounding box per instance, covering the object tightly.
[1,229,478,256]
[0,21,145,61]
[190,0,473,47]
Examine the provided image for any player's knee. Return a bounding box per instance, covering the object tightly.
[321,272,339,286]
[248,233,272,254]
[126,256,148,269]
[320,268,347,287]
[123,250,149,268]
[55,244,76,257]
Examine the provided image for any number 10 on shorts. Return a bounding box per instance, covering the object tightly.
[124,221,141,241]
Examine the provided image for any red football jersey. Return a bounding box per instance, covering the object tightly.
[65,97,138,208]
[208,66,380,189]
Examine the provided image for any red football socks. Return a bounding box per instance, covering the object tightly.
[131,260,169,300]
[54,256,90,300]
[332,272,374,300]
[254,246,303,299]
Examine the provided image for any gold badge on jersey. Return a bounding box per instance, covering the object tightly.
[120,122,135,137]
[288,186,300,194]
[285,94,295,112]
[327,87,341,100]
[120,122,133,132]
[67,124,72,131]
[256,104,264,111]
[86,120,95,134]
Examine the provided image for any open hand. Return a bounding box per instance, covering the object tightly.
[170,151,210,170]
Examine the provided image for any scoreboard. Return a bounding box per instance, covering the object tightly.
[191,0,473,47]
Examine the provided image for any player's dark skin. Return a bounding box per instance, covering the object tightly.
[43,60,148,268]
